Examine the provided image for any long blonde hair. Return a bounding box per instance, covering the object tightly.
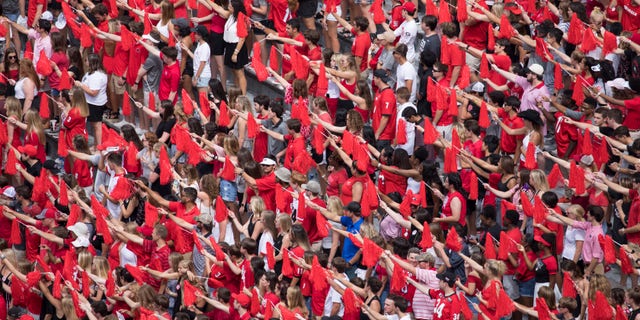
[62,297,80,320]
[5,97,22,120]
[71,87,90,117]
[286,286,308,315]
[24,109,45,144]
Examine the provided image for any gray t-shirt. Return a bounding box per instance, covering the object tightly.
[2,0,20,15]
[262,118,288,157]
[142,54,163,92]
[378,48,397,86]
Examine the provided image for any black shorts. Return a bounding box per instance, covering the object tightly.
[88,103,106,122]
[297,0,318,18]
[224,42,249,70]
[253,19,273,36]
[208,31,226,55]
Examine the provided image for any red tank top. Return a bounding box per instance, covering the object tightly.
[441,191,467,230]
[341,175,369,205]
[339,78,356,100]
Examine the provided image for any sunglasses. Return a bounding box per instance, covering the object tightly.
[7,56,16,60]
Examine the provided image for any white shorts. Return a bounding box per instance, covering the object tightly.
[325,6,342,22]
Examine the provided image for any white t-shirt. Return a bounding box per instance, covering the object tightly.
[394,19,417,63]
[258,231,274,270]
[106,174,123,220]
[82,71,108,106]
[396,61,418,102]
[223,17,240,43]
[193,41,212,79]
[323,275,346,317]
[562,226,585,260]
[396,102,417,155]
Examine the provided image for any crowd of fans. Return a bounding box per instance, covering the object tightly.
[0,0,639,319]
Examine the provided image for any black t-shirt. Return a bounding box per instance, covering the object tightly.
[151,166,172,197]
[25,161,42,188]
[155,117,177,145]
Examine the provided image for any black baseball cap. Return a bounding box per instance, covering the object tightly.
[436,271,456,287]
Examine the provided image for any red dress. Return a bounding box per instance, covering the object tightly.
[8,116,22,149]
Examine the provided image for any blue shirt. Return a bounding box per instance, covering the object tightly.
[340,216,364,262]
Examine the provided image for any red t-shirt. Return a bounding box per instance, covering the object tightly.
[351,30,371,72]
[73,158,93,188]
[488,54,511,91]
[127,43,148,86]
[378,169,408,195]
[240,258,254,290]
[498,109,525,154]
[143,239,171,289]
[25,130,46,163]
[623,97,640,130]
[389,5,404,30]
[503,228,523,275]
[431,78,454,126]
[256,172,277,211]
[627,190,640,244]
[170,0,188,19]
[223,261,242,293]
[621,0,640,32]
[461,16,489,50]
[283,135,306,170]
[327,168,348,198]
[299,197,326,243]
[49,51,69,89]
[167,201,199,253]
[372,87,397,141]
[28,0,47,27]
[159,58,181,103]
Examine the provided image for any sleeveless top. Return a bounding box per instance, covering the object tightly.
[360,296,380,320]
[520,131,542,162]
[441,190,467,229]
[407,177,421,193]
[498,175,516,192]
[341,175,369,205]
[339,78,356,100]
[156,20,170,38]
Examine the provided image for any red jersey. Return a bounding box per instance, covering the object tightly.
[429,290,461,320]
[372,87,397,141]
[63,107,88,151]
[268,0,289,33]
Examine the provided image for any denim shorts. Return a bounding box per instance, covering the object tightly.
[466,296,479,315]
[220,179,238,202]
[519,277,536,297]
[196,76,210,88]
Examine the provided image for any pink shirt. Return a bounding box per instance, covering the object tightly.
[572,221,603,263]
[414,267,439,320]
[28,29,51,66]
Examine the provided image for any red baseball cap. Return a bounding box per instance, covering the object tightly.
[232,293,251,308]
[402,1,416,14]
[43,208,57,220]
[17,145,37,157]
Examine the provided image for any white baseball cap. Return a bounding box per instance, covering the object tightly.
[528,64,544,76]
[40,11,54,22]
